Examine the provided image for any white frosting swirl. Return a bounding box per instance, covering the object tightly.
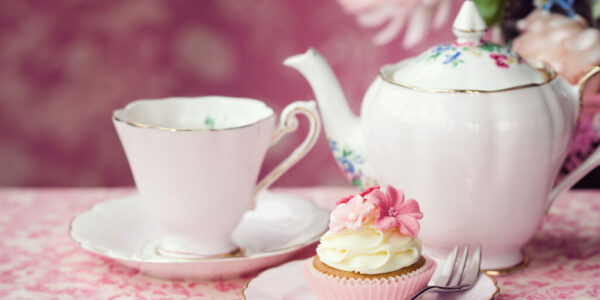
[316,224,421,275]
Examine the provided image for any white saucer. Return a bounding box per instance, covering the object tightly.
[70,190,329,280]
[242,257,500,300]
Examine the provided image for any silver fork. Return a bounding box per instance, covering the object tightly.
[410,244,482,300]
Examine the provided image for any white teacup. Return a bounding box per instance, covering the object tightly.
[113,96,320,257]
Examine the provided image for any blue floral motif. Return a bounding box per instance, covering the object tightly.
[337,156,355,174]
[442,52,462,65]
[353,154,365,164]
[329,140,338,152]
[432,44,452,54]
[420,41,519,68]
[328,138,375,190]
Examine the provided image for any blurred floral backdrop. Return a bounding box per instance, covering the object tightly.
[0,0,460,187]
[1,0,600,187]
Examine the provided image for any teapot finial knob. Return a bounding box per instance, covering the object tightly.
[452,0,487,44]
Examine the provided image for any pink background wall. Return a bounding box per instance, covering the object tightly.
[0,0,458,187]
[1,0,599,187]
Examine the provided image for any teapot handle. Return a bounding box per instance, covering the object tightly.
[547,66,600,211]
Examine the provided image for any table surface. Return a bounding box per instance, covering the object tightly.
[1,187,600,300]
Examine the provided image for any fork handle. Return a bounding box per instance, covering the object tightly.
[410,286,437,300]
[410,285,468,300]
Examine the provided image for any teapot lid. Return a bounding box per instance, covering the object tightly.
[381,0,555,92]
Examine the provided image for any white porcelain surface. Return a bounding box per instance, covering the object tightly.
[283,1,600,269]
[113,97,320,256]
[242,257,499,300]
[385,0,547,92]
[69,190,329,280]
[363,77,576,269]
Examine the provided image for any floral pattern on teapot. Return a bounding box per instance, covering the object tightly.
[420,41,522,69]
[204,116,216,129]
[328,138,376,190]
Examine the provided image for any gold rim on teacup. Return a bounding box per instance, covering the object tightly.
[112,97,276,132]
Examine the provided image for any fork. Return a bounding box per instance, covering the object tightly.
[410,244,482,300]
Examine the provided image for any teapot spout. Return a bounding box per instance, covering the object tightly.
[284,49,375,189]
[283,49,358,135]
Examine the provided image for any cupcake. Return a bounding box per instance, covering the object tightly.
[303,185,436,300]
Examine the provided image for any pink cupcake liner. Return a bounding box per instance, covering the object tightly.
[303,256,437,300]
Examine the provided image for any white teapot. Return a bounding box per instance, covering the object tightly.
[284,0,600,270]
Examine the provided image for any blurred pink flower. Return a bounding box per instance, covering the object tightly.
[336,0,454,47]
[329,195,376,232]
[558,106,600,183]
[365,185,423,236]
[514,11,600,184]
[513,10,600,84]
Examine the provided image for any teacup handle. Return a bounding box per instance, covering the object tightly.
[250,101,321,208]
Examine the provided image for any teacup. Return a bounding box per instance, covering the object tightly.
[113,96,320,257]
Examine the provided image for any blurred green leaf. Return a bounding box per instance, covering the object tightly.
[593,0,600,20]
[474,0,505,26]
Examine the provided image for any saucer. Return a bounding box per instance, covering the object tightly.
[242,257,500,300]
[70,190,329,280]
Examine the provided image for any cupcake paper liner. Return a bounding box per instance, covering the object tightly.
[303,256,437,300]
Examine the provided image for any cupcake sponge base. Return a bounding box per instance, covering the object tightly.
[303,256,436,300]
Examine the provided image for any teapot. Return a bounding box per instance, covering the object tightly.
[284,0,600,270]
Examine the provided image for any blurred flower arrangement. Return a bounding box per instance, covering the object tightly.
[332,0,516,48]
[336,0,600,49]
[513,9,600,84]
[335,0,454,47]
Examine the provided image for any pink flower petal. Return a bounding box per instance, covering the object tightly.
[397,215,420,237]
[384,184,401,205]
[336,195,353,205]
[329,219,346,233]
[347,196,362,210]
[365,189,389,210]
[360,184,380,197]
[376,216,399,231]
[347,218,363,230]
[330,204,350,219]
[396,198,423,219]
[328,195,376,232]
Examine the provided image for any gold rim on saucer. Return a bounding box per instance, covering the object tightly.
[240,259,502,300]
[484,252,530,276]
[155,246,244,260]
[487,274,501,299]
[68,199,327,264]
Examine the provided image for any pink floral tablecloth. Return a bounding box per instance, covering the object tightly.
[1,187,600,299]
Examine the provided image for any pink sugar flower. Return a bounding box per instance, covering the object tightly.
[336,184,381,205]
[364,185,423,237]
[336,195,353,206]
[360,184,381,197]
[329,195,376,233]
